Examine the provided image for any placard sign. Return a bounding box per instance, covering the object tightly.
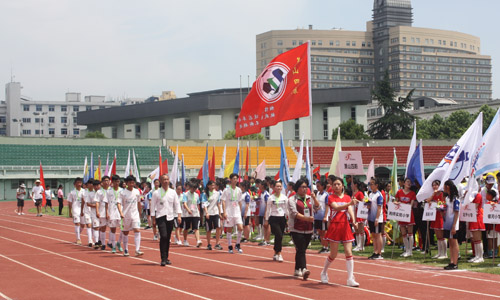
[356,202,369,220]
[483,204,500,224]
[459,204,477,222]
[387,202,411,222]
[339,151,364,175]
[422,202,437,221]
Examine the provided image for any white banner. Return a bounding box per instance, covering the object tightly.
[339,151,364,175]
[422,202,437,221]
[460,204,477,222]
[387,202,411,222]
[483,204,500,224]
[356,202,369,220]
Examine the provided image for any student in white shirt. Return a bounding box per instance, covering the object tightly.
[31,179,45,217]
[44,185,55,213]
[94,176,110,250]
[151,179,160,241]
[81,179,95,247]
[16,183,27,216]
[240,181,252,243]
[119,175,144,257]
[67,177,86,245]
[182,181,202,247]
[265,180,288,262]
[173,183,184,246]
[88,180,102,249]
[221,173,244,254]
[202,180,223,250]
[151,174,181,266]
[107,175,124,253]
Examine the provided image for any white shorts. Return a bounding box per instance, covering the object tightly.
[487,230,499,239]
[91,216,100,228]
[123,218,141,231]
[73,215,91,225]
[108,219,121,228]
[99,217,108,228]
[224,216,243,228]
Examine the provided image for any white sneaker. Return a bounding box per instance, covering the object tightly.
[277,254,283,262]
[473,257,484,263]
[294,269,303,277]
[174,237,179,243]
[288,240,294,245]
[256,236,263,241]
[21,212,25,215]
[352,246,361,252]
[270,238,275,243]
[467,257,478,263]
[381,249,385,253]
[347,277,360,287]
[17,213,21,216]
[196,240,202,248]
[273,254,278,261]
[437,255,448,259]
[153,235,158,241]
[497,263,500,267]
[400,252,408,257]
[302,268,310,280]
[183,240,189,246]
[320,272,329,284]
[432,253,440,259]
[176,240,182,246]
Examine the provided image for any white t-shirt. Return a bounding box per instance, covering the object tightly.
[266,193,288,220]
[221,186,242,218]
[120,188,141,221]
[67,188,86,216]
[83,190,95,216]
[45,190,53,200]
[203,190,221,216]
[107,187,123,220]
[32,185,44,200]
[16,188,26,200]
[182,191,201,217]
[94,188,108,217]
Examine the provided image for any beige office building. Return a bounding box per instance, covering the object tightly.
[256,0,492,102]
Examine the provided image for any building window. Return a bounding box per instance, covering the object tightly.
[323,109,328,121]
[265,127,270,140]
[323,123,328,140]
[351,107,356,121]
[185,119,190,139]
[112,127,117,138]
[48,105,55,112]
[61,128,67,135]
[48,116,55,123]
[335,40,340,46]
[292,40,297,46]
[318,40,322,46]
[36,105,42,112]
[0,116,5,123]
[294,119,299,140]
[22,118,31,123]
[311,40,316,46]
[135,125,141,139]
[352,41,356,46]
[61,105,67,112]
[23,105,30,111]
[22,129,31,135]
[346,41,350,46]
[402,37,406,43]
[35,118,40,123]
[73,106,79,112]
[61,117,67,123]
[35,129,43,135]
[299,40,303,45]
[48,128,55,135]
[86,106,92,111]
[277,40,283,46]
[73,128,80,135]
[73,117,77,124]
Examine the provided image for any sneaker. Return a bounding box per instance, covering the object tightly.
[153,235,159,241]
[135,251,144,257]
[347,277,360,287]
[107,243,113,248]
[294,269,303,277]
[255,236,263,241]
[288,240,294,245]
[444,263,458,270]
[437,255,448,260]
[235,244,243,253]
[76,239,82,245]
[497,263,500,267]
[123,250,129,257]
[93,243,100,249]
[101,245,106,251]
[468,257,478,263]
[400,252,408,257]
[273,254,278,261]
[176,240,182,246]
[196,240,202,248]
[352,246,361,252]
[116,242,123,252]
[374,254,384,260]
[320,272,329,284]
[302,269,310,280]
[318,248,329,254]
[111,247,116,253]
[183,240,189,247]
[473,257,484,263]
[214,244,223,250]
[207,244,212,250]
[17,213,21,216]
[258,241,269,246]
[240,238,248,243]
[144,226,151,230]
[228,246,234,254]
[21,212,25,215]
[277,254,283,262]
[367,253,376,260]
[432,253,440,259]
[270,238,275,243]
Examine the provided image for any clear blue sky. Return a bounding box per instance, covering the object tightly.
[0,0,497,101]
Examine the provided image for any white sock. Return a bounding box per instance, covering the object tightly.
[382,235,386,251]
[408,235,413,255]
[355,235,360,248]
[236,231,242,244]
[436,239,442,256]
[110,233,116,247]
[119,232,124,243]
[346,257,354,280]
[360,234,365,250]
[478,242,484,259]
[322,256,334,274]
[134,232,141,252]
[93,229,99,243]
[123,235,129,251]
[257,225,262,238]
[442,239,448,257]
[100,231,106,244]
[87,228,93,244]
[75,225,81,240]
[227,232,233,248]
[79,226,84,234]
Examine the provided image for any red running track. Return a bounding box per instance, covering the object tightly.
[1,202,500,300]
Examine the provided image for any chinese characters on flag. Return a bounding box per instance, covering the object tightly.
[235,43,311,137]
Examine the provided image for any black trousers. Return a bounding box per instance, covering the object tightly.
[156,216,174,262]
[291,232,312,271]
[58,197,64,215]
[413,205,429,251]
[269,216,286,253]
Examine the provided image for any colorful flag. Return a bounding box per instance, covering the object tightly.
[417,113,483,202]
[159,146,163,176]
[328,128,342,177]
[83,156,89,183]
[202,143,209,187]
[405,120,417,178]
[124,150,131,177]
[170,145,179,184]
[274,170,280,181]
[94,155,101,180]
[292,134,304,182]
[40,161,46,207]
[163,147,169,175]
[210,146,216,181]
[90,152,95,180]
[235,43,311,137]
[406,141,425,186]
[218,144,226,179]
[110,150,117,176]
[365,158,375,184]
[390,149,398,196]
[312,166,321,180]
[279,132,290,187]
[254,160,266,180]
[224,159,236,178]
[132,149,140,181]
[233,142,240,175]
[305,140,311,188]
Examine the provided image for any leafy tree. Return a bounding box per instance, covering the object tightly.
[332,119,370,140]
[224,130,264,140]
[85,131,106,139]
[444,110,474,139]
[367,70,415,139]
[417,114,445,139]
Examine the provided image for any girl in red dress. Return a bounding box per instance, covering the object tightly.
[425,180,447,259]
[395,178,417,257]
[467,190,485,263]
[320,176,359,287]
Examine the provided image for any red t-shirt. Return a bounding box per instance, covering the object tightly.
[395,189,416,204]
[473,193,483,217]
[328,193,351,223]
[354,191,364,201]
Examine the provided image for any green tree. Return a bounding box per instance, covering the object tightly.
[85,131,106,139]
[475,104,497,132]
[417,114,445,139]
[444,110,474,139]
[367,71,415,139]
[224,130,264,140]
[332,119,370,140]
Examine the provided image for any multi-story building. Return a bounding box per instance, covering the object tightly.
[257,0,492,102]
[1,82,122,137]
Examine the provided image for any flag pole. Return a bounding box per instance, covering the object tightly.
[307,41,314,170]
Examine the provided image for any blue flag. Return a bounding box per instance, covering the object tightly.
[233,142,240,175]
[406,142,424,186]
[202,143,209,188]
[181,154,186,191]
[279,132,290,188]
[90,152,94,180]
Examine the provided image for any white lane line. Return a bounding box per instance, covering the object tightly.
[0,292,13,300]
[0,235,212,300]
[0,231,311,300]
[0,254,111,300]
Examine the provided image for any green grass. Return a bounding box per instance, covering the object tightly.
[28,206,70,217]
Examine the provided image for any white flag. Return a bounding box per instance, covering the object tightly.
[292,134,304,182]
[465,108,500,203]
[253,160,266,180]
[365,158,375,184]
[170,145,179,184]
[218,144,226,179]
[124,150,131,178]
[132,149,140,180]
[417,113,483,202]
[329,128,342,177]
[405,120,417,178]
